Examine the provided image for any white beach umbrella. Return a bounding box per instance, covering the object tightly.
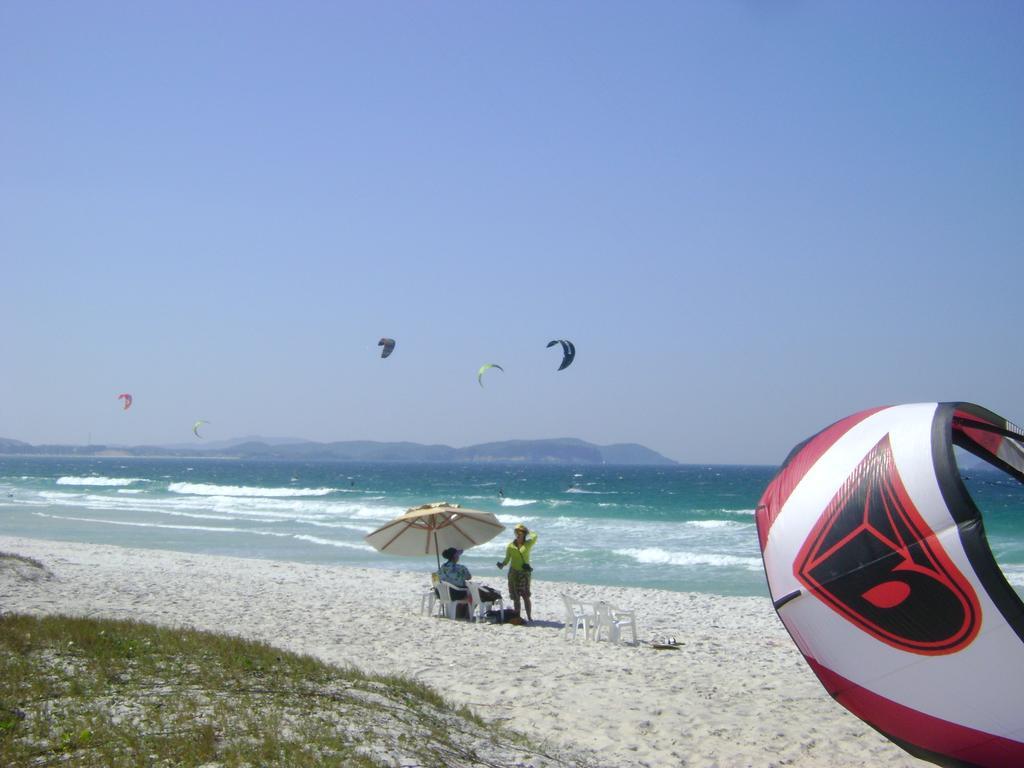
[364,501,505,568]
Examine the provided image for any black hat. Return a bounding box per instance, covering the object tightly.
[441,547,462,561]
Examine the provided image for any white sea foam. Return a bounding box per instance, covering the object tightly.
[685,520,747,530]
[614,547,762,570]
[117,489,145,495]
[463,540,506,556]
[306,521,377,533]
[499,498,536,507]
[348,504,408,521]
[292,534,376,552]
[141,509,239,522]
[494,514,538,525]
[57,476,144,487]
[564,487,617,495]
[32,511,289,536]
[721,508,756,517]
[39,491,86,500]
[167,482,336,498]
[27,485,404,528]
[999,564,1024,587]
[179,497,398,524]
[538,516,589,530]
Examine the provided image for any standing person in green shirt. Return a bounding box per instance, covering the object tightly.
[497,523,538,623]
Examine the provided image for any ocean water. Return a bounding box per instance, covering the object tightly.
[1,457,1022,598]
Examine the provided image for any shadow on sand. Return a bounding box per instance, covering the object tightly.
[522,619,563,629]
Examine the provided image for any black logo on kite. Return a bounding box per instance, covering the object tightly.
[794,435,981,655]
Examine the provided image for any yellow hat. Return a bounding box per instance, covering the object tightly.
[514,523,528,532]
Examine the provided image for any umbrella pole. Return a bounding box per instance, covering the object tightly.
[434,530,441,571]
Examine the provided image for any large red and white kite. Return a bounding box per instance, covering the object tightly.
[756,402,1024,767]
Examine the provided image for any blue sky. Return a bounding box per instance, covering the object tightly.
[1,2,1021,464]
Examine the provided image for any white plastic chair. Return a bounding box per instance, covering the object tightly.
[436,580,472,620]
[594,601,638,645]
[560,593,597,641]
[421,573,441,616]
[465,580,500,623]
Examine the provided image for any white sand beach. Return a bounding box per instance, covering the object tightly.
[0,536,928,767]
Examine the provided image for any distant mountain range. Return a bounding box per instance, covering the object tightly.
[0,436,678,465]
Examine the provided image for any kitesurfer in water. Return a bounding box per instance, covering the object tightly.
[497,523,538,623]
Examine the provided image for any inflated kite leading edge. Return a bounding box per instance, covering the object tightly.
[477,363,503,387]
[756,402,1024,767]
[546,339,575,371]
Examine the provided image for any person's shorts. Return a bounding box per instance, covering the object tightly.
[507,568,531,598]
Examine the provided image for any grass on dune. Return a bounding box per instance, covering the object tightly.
[0,555,581,768]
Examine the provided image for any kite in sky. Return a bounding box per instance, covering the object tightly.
[192,420,209,439]
[378,338,396,359]
[117,393,133,410]
[546,339,575,371]
[477,363,503,387]
[756,402,1024,767]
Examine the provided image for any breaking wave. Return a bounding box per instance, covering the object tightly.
[57,476,144,487]
[614,547,762,570]
[168,482,336,498]
[499,497,536,507]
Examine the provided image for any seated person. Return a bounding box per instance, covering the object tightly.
[438,548,502,605]
[438,547,471,600]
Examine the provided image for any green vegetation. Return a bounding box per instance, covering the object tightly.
[0,608,580,767]
[0,552,47,572]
